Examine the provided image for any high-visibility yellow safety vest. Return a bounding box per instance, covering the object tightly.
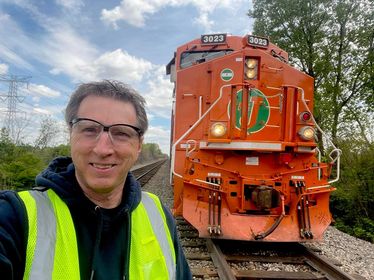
[18,189,176,280]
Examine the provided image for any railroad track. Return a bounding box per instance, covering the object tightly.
[134,161,365,280]
[177,218,360,280]
[132,159,167,186]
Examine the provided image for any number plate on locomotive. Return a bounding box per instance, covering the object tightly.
[201,34,226,45]
[247,35,269,48]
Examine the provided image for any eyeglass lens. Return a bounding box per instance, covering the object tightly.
[72,119,139,143]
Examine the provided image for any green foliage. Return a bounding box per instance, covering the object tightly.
[0,128,16,163]
[250,0,374,144]
[334,218,374,243]
[249,1,374,242]
[34,144,71,165]
[136,143,166,164]
[330,141,374,242]
[1,152,44,191]
[0,131,45,190]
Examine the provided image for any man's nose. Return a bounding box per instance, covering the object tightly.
[92,131,114,155]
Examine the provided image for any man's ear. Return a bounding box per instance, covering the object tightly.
[138,136,144,154]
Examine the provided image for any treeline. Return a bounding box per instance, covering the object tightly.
[249,0,374,242]
[0,128,165,191]
[330,141,374,242]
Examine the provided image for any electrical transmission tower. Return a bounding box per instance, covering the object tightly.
[0,74,31,142]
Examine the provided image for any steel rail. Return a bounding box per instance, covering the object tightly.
[180,226,364,280]
[206,239,236,280]
[132,159,166,183]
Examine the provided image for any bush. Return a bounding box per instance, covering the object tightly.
[330,141,374,243]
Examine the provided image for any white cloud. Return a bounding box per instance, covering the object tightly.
[144,125,171,154]
[33,107,51,115]
[193,12,214,32]
[101,0,161,29]
[38,25,154,83]
[0,63,9,74]
[143,66,174,119]
[48,47,155,83]
[55,0,84,11]
[0,9,100,82]
[32,104,65,117]
[27,83,61,98]
[42,25,99,81]
[101,0,246,30]
[0,8,159,101]
[0,14,35,70]
[92,49,154,82]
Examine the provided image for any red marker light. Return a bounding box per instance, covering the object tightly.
[300,111,311,122]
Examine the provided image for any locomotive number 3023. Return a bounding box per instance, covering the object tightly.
[201,34,226,44]
[247,35,269,48]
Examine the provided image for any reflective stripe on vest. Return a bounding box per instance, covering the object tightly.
[18,189,80,280]
[130,192,176,280]
[18,189,176,280]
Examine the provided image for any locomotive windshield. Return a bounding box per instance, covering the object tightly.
[180,50,233,69]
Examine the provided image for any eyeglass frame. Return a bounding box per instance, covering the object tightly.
[69,117,143,143]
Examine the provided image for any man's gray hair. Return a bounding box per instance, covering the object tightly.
[65,80,148,135]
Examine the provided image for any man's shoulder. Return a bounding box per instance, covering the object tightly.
[0,189,25,207]
[0,189,27,225]
[0,189,20,201]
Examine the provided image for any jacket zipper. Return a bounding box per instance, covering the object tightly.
[123,211,131,280]
[90,205,103,280]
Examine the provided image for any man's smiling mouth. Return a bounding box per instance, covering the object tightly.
[91,163,115,169]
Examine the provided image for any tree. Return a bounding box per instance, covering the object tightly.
[1,151,44,190]
[330,140,374,242]
[36,144,71,165]
[7,114,33,145]
[0,127,15,164]
[249,0,374,241]
[34,116,60,149]
[0,132,43,190]
[249,0,374,146]
[136,143,165,164]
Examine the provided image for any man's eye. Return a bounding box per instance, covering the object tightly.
[112,130,131,138]
[81,126,100,134]
[111,127,138,140]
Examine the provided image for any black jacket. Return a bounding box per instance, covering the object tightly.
[0,157,191,280]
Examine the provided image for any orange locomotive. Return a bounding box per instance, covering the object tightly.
[166,34,341,241]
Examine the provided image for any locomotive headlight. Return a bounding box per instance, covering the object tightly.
[245,69,257,79]
[298,126,315,141]
[246,58,257,68]
[244,58,258,80]
[210,123,227,137]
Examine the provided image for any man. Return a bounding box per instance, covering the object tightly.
[0,80,192,279]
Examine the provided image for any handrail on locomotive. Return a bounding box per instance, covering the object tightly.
[171,83,341,184]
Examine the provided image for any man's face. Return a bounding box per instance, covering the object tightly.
[70,95,142,195]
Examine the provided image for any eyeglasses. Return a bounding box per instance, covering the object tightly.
[70,118,142,144]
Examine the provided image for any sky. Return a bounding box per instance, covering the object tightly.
[0,0,253,154]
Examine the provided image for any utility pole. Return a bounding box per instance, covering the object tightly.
[0,74,31,142]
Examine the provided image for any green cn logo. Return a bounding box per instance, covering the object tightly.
[220,68,234,81]
[231,88,270,133]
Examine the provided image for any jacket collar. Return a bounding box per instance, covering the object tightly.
[35,157,142,214]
